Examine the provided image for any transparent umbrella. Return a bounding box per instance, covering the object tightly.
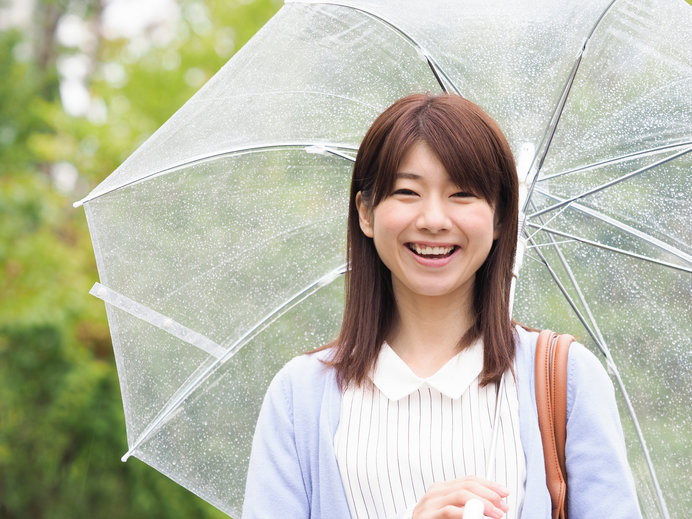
[74,0,691,517]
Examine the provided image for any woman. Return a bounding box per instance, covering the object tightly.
[242,94,641,518]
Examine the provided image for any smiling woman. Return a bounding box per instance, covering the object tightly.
[356,141,498,341]
[242,94,641,519]
[342,94,518,389]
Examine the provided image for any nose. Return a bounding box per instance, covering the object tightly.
[416,197,451,232]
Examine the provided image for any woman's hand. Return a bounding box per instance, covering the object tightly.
[411,476,509,519]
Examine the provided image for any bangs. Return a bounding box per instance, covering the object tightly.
[365,108,420,206]
[424,121,502,206]
[421,99,507,206]
[366,95,508,209]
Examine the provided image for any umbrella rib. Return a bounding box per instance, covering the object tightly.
[531,189,692,266]
[529,144,692,219]
[287,0,459,94]
[217,263,346,356]
[526,238,575,249]
[521,0,620,215]
[73,142,359,207]
[89,282,227,359]
[120,263,347,462]
[538,140,692,182]
[525,203,572,244]
[306,144,356,162]
[164,214,345,302]
[350,6,459,94]
[521,54,583,215]
[526,233,671,519]
[527,201,607,347]
[527,223,692,274]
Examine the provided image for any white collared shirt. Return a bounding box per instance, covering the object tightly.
[334,340,526,519]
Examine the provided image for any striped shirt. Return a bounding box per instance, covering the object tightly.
[334,340,526,519]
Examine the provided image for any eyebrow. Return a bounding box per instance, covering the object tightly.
[395,172,422,180]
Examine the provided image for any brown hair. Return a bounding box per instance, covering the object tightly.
[325,93,518,388]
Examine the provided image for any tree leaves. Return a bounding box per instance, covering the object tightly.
[0,1,280,516]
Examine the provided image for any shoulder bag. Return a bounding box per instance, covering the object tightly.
[535,329,574,519]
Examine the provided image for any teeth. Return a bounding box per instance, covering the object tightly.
[411,244,455,256]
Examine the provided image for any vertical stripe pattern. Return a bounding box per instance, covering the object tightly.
[334,368,525,518]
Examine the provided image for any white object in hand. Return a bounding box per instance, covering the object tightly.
[464,498,485,519]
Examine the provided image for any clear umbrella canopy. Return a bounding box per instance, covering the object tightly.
[76,0,692,517]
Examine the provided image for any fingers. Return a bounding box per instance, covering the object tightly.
[430,476,510,509]
[412,477,510,519]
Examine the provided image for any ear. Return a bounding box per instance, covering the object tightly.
[493,210,501,240]
[355,191,374,238]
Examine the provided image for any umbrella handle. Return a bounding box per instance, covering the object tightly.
[464,498,485,519]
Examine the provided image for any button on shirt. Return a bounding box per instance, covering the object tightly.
[334,340,526,519]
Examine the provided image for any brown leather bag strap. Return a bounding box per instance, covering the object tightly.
[535,330,574,519]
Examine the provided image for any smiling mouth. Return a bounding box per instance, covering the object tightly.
[408,243,458,258]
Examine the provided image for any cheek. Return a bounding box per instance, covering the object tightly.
[374,217,401,239]
[466,208,498,245]
[371,220,399,259]
[371,203,407,239]
[370,209,409,266]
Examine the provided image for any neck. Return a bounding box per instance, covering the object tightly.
[387,287,475,377]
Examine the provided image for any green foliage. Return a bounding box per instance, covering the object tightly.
[0,322,229,518]
[0,0,280,516]
[4,0,688,516]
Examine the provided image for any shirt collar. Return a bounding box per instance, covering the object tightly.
[370,339,484,401]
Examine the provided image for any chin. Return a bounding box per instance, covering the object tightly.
[410,284,466,299]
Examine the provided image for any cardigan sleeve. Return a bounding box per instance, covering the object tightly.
[242,365,310,518]
[565,343,642,519]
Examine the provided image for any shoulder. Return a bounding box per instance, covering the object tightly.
[262,348,342,463]
[513,325,607,379]
[513,324,537,354]
[274,348,335,387]
[513,325,538,376]
[266,348,338,411]
[513,324,615,414]
[564,342,617,421]
[513,326,639,516]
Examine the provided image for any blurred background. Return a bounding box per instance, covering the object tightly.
[0,0,280,516]
[3,0,691,518]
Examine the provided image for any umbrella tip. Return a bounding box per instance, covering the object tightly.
[73,199,84,208]
[304,145,328,155]
[89,282,108,300]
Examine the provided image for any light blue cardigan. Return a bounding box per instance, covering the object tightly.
[242,326,641,518]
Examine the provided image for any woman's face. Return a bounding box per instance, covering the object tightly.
[357,140,499,306]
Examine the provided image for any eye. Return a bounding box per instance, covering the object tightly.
[391,188,418,196]
[451,191,476,198]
